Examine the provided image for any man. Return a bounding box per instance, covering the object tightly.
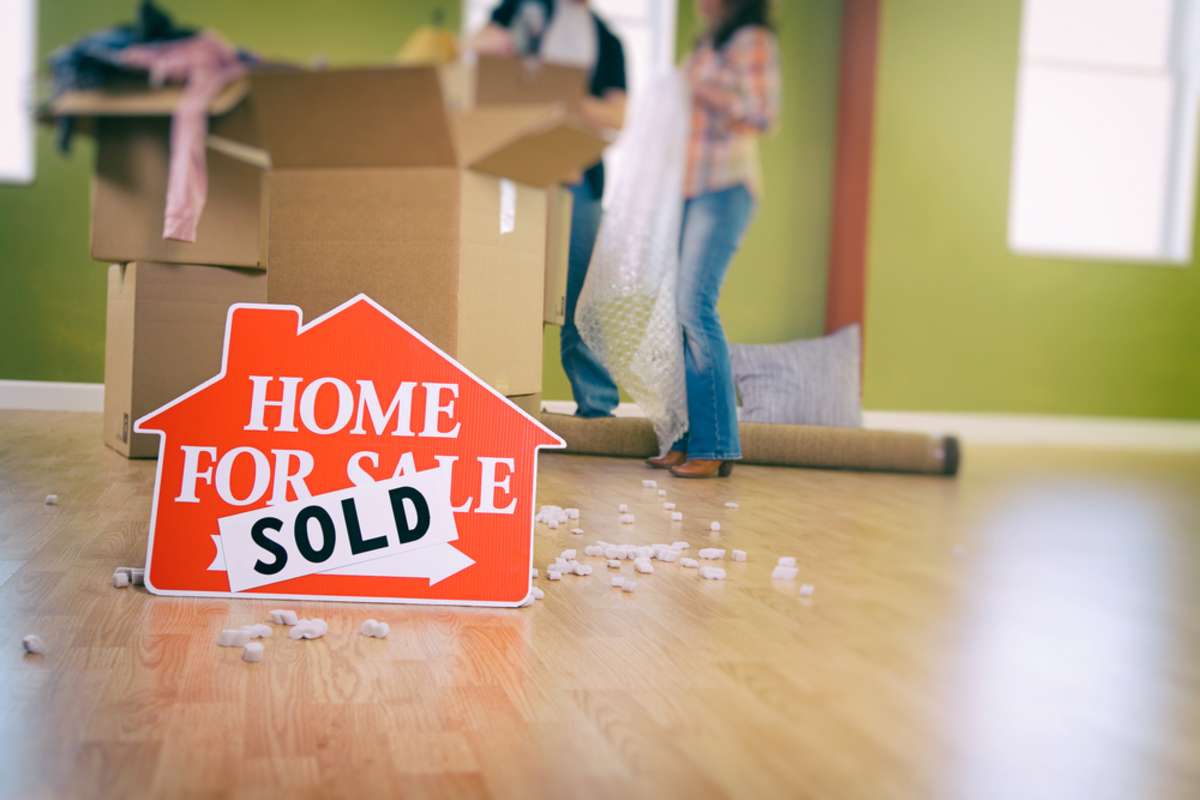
[474,0,627,417]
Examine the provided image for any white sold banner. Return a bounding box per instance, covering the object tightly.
[214,465,469,593]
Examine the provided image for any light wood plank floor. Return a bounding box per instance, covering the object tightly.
[1,410,1197,799]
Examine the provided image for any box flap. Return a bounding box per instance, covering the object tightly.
[50,77,249,118]
[249,66,456,169]
[454,105,608,188]
[474,55,587,111]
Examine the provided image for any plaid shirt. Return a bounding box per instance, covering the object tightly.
[683,27,781,199]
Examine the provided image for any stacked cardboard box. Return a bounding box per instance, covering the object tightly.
[53,58,603,457]
[51,80,267,457]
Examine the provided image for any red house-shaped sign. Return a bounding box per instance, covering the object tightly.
[135,295,563,606]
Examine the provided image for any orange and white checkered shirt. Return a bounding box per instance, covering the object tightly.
[683,26,781,199]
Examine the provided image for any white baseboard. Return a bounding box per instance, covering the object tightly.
[0,380,104,413]
[541,400,1200,450]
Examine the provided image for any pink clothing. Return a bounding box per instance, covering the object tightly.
[121,32,247,242]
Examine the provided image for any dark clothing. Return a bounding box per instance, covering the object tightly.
[489,0,625,199]
[48,0,195,152]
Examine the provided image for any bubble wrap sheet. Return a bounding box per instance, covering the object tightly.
[576,72,690,453]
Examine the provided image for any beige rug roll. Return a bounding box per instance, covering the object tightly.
[538,413,960,476]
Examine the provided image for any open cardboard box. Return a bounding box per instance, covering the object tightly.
[223,64,607,397]
[48,79,262,268]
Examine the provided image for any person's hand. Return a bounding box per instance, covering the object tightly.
[472,24,516,56]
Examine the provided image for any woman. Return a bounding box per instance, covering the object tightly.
[475,0,627,418]
[648,0,780,478]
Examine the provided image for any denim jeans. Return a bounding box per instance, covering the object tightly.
[560,182,620,417]
[671,184,755,460]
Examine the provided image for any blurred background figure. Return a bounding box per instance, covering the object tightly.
[650,0,780,479]
[474,0,628,418]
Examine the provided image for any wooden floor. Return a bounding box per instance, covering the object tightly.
[1,411,1197,799]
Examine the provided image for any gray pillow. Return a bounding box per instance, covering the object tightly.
[730,325,862,427]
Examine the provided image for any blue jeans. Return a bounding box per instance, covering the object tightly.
[560,182,620,417]
[671,184,755,460]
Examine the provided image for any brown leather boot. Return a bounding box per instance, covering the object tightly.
[669,459,735,479]
[646,450,687,469]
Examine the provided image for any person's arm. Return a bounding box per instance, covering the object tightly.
[691,28,781,133]
[472,23,516,55]
[471,0,522,55]
[580,89,626,130]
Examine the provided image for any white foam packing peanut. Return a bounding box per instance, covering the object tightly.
[547,570,563,581]
[531,587,545,600]
[724,501,739,509]
[44,494,59,506]
[663,502,676,511]
[611,576,625,588]
[732,549,747,562]
[547,520,558,530]
[584,545,604,557]
[670,511,683,522]
[22,635,46,655]
[570,528,584,536]
[634,558,654,575]
[621,579,637,593]
[218,628,252,647]
[698,548,725,560]
[269,609,299,626]
[603,546,621,560]
[699,566,727,581]
[619,513,636,525]
[771,565,798,581]
[657,548,680,563]
[671,540,690,550]
[709,521,721,532]
[130,568,145,586]
[359,619,390,638]
[642,479,657,489]
[799,584,815,597]
[680,557,699,569]
[777,556,796,567]
[566,508,580,520]
[560,549,577,561]
[289,618,328,640]
[242,642,264,663]
[618,503,629,513]
[657,489,667,497]
[606,559,621,569]
[242,623,272,639]
[572,563,593,576]
[112,570,130,589]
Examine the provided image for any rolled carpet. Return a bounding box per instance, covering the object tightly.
[538,413,960,477]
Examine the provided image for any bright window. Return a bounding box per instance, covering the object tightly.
[1008,0,1199,264]
[0,0,36,184]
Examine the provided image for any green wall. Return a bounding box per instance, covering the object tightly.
[0,0,462,383]
[864,0,1200,419]
[541,0,843,400]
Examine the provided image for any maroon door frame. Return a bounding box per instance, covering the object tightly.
[825,0,881,349]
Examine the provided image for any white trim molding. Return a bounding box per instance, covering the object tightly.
[542,400,1200,451]
[0,380,104,413]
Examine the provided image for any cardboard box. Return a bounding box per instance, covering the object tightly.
[105,261,267,458]
[474,55,588,110]
[245,66,607,396]
[51,80,262,267]
[543,185,573,325]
